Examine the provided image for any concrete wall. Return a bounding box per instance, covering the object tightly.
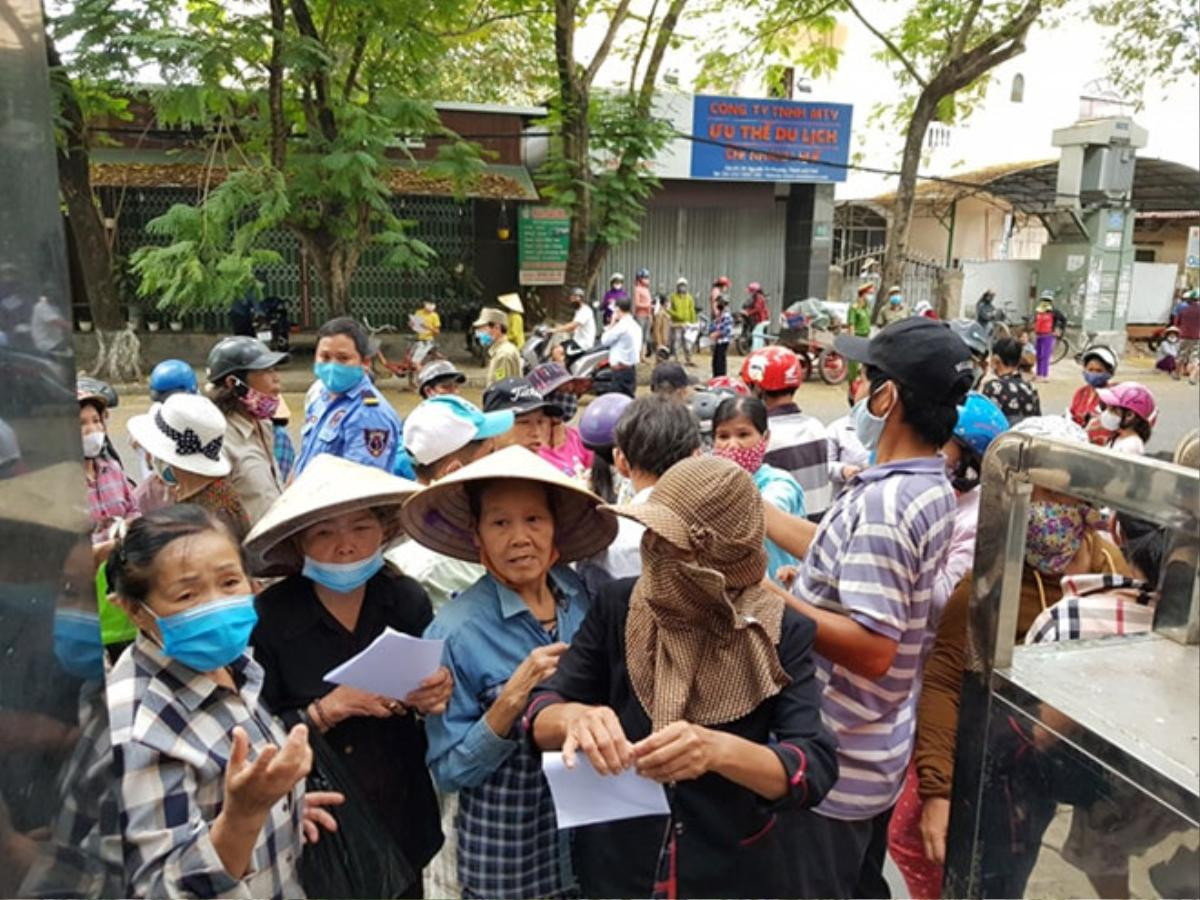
[907,196,1048,263]
[958,259,1038,319]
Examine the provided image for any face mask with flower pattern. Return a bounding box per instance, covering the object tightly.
[1025,500,1089,574]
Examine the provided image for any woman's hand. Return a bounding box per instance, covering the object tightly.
[317,685,398,728]
[561,705,633,774]
[632,721,723,783]
[775,565,799,588]
[404,666,453,715]
[919,796,950,865]
[841,464,862,481]
[301,791,345,845]
[499,642,568,711]
[223,724,312,823]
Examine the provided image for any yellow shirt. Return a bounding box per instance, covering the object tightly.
[507,311,525,348]
[415,309,441,341]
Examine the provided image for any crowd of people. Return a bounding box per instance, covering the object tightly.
[39,286,1187,900]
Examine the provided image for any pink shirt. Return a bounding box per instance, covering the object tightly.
[932,487,979,627]
[538,427,594,482]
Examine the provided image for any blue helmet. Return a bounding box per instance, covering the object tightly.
[636,267,650,280]
[149,359,198,402]
[953,391,1008,459]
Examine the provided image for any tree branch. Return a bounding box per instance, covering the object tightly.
[844,0,928,89]
[290,0,337,142]
[628,0,659,95]
[268,0,286,168]
[426,7,549,38]
[583,0,633,88]
[636,0,687,112]
[342,24,367,100]
[951,0,984,58]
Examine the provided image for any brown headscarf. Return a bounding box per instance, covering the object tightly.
[607,456,791,730]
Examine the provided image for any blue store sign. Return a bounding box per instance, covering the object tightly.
[689,94,853,183]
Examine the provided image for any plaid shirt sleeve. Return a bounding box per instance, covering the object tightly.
[271,425,295,483]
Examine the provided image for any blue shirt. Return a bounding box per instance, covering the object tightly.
[711,311,733,344]
[754,462,806,584]
[297,375,403,475]
[424,566,589,898]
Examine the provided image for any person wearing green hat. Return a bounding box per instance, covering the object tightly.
[1033,290,1057,380]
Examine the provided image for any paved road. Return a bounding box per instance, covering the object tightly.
[104,348,1199,464]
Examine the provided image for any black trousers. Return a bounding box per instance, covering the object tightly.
[711,342,728,378]
[610,365,636,397]
[788,806,894,898]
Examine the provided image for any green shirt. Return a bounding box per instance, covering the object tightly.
[668,291,697,324]
[848,303,872,336]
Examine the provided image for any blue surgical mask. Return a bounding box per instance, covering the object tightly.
[153,458,178,486]
[1083,371,1111,388]
[53,609,105,681]
[851,385,892,453]
[476,331,494,347]
[314,361,365,394]
[303,549,385,593]
[155,594,258,671]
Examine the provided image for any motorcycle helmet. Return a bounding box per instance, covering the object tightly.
[706,376,749,396]
[76,375,118,409]
[688,390,723,435]
[741,346,803,392]
[636,268,650,280]
[205,335,289,384]
[747,282,762,294]
[579,393,633,450]
[715,276,731,288]
[1081,345,1118,374]
[953,392,1009,459]
[149,359,198,402]
[947,319,990,361]
[610,273,625,285]
[1096,382,1157,427]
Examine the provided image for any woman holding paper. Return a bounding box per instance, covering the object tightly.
[527,456,839,899]
[399,445,619,900]
[244,454,451,896]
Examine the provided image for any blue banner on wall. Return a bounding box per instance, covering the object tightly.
[689,94,853,183]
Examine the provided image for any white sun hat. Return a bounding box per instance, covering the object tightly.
[243,453,423,576]
[398,444,618,563]
[127,393,231,478]
[497,292,525,314]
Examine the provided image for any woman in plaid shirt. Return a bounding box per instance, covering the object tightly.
[106,506,342,898]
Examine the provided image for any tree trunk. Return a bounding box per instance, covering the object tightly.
[297,231,353,319]
[560,91,592,293]
[877,89,938,324]
[46,36,124,332]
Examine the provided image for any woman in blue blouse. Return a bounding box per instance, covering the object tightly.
[399,445,618,900]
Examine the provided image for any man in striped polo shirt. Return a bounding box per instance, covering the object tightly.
[742,346,834,519]
[781,318,974,897]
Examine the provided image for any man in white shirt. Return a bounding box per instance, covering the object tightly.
[30,294,69,353]
[577,396,701,593]
[552,286,596,349]
[598,296,641,396]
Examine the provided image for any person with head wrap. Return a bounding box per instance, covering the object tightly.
[527,456,838,899]
[910,415,1130,897]
[527,362,593,482]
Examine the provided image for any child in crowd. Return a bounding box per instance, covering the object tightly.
[411,300,441,388]
[1156,326,1180,379]
[1067,346,1119,446]
[1096,381,1156,456]
[712,395,805,584]
[983,336,1041,424]
[709,297,733,378]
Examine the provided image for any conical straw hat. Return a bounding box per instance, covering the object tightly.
[399,445,617,563]
[243,453,422,576]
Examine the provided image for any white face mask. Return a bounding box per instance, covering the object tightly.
[81,431,106,459]
[1100,409,1124,432]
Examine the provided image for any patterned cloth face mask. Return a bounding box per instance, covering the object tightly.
[1025,500,1089,574]
[713,438,767,475]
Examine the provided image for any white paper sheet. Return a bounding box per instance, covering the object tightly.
[323,628,444,700]
[542,751,670,829]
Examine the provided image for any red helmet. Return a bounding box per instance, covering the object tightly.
[715,276,731,287]
[706,375,749,396]
[747,282,762,294]
[741,346,803,391]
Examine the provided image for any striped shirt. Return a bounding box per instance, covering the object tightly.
[793,456,956,821]
[764,404,834,515]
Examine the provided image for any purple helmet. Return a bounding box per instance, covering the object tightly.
[578,393,634,449]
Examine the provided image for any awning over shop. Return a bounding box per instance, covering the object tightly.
[87,148,539,201]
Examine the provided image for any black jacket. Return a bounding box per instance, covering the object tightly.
[529,578,839,899]
[252,568,443,870]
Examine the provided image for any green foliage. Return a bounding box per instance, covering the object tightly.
[130,169,288,312]
[1092,0,1200,100]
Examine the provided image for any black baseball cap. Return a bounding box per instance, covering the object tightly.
[482,377,564,418]
[835,318,974,403]
[650,362,697,392]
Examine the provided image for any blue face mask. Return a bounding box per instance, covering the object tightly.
[314,361,365,394]
[851,385,892,453]
[154,458,178,486]
[1083,371,1111,388]
[476,331,494,348]
[303,549,385,593]
[53,609,105,681]
[155,594,258,672]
